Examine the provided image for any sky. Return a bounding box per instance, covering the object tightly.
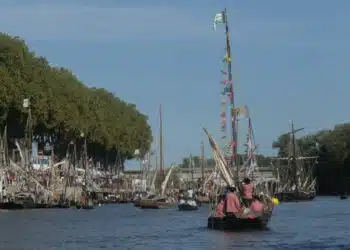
[0,0,349,169]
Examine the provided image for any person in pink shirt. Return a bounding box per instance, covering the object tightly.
[224,186,242,216]
[249,195,265,217]
[215,195,225,218]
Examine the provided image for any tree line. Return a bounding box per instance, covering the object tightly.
[0,33,152,170]
[273,122,350,195]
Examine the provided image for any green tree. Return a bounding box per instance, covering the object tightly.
[0,33,152,172]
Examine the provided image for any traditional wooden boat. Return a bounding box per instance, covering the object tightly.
[0,192,37,209]
[274,191,315,202]
[139,197,175,209]
[208,210,272,231]
[340,194,347,200]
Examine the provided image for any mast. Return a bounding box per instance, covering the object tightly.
[218,9,237,184]
[200,141,205,190]
[190,154,194,184]
[289,120,304,194]
[159,104,164,182]
[83,136,88,195]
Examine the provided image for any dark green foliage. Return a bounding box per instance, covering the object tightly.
[272,123,350,194]
[0,33,152,166]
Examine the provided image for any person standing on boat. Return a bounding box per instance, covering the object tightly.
[215,195,225,218]
[224,186,241,217]
[242,177,254,206]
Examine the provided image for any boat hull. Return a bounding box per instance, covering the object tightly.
[207,212,272,231]
[133,200,141,207]
[274,191,315,202]
[340,195,347,200]
[178,203,198,211]
[140,202,175,209]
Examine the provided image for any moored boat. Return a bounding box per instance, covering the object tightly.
[139,197,175,209]
[178,199,198,211]
[274,191,315,202]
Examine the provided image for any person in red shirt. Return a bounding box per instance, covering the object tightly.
[224,186,242,217]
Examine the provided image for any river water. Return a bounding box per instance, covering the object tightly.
[0,197,349,250]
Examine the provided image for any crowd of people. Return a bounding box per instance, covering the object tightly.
[215,177,265,219]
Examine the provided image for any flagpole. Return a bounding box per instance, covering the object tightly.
[223,9,239,186]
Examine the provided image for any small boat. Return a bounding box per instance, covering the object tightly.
[340,194,347,200]
[274,191,315,202]
[140,197,175,209]
[178,199,198,211]
[208,210,272,231]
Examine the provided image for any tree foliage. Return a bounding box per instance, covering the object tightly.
[272,122,350,194]
[0,33,152,167]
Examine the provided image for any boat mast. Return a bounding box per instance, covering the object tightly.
[289,120,304,194]
[159,104,164,183]
[200,141,205,190]
[83,135,88,195]
[190,154,194,184]
[223,9,238,184]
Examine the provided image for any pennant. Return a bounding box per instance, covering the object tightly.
[223,84,231,93]
[213,11,226,31]
[221,70,227,75]
[232,106,249,119]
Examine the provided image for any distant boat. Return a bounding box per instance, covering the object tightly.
[273,121,317,203]
[178,198,198,211]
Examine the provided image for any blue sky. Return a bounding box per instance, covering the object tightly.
[1,0,349,169]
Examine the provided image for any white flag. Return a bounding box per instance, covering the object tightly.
[213,12,225,31]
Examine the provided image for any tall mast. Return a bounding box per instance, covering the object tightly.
[200,141,205,190]
[190,154,194,183]
[159,104,164,181]
[289,120,304,194]
[223,9,238,183]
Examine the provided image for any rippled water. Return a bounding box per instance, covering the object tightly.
[0,197,349,249]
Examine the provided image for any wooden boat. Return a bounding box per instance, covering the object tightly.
[0,192,37,209]
[340,194,347,200]
[133,199,141,207]
[274,191,315,202]
[208,210,272,231]
[140,197,175,209]
[178,199,198,211]
[273,121,318,203]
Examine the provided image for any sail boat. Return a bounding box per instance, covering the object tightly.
[139,104,176,209]
[274,121,317,202]
[76,134,94,209]
[241,116,278,196]
[205,9,275,231]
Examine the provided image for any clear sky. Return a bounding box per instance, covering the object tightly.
[1,0,349,169]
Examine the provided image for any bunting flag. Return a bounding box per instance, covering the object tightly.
[213,11,226,31]
[220,70,227,75]
[223,53,231,62]
[232,105,249,120]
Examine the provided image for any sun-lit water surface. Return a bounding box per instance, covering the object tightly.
[0,197,349,249]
